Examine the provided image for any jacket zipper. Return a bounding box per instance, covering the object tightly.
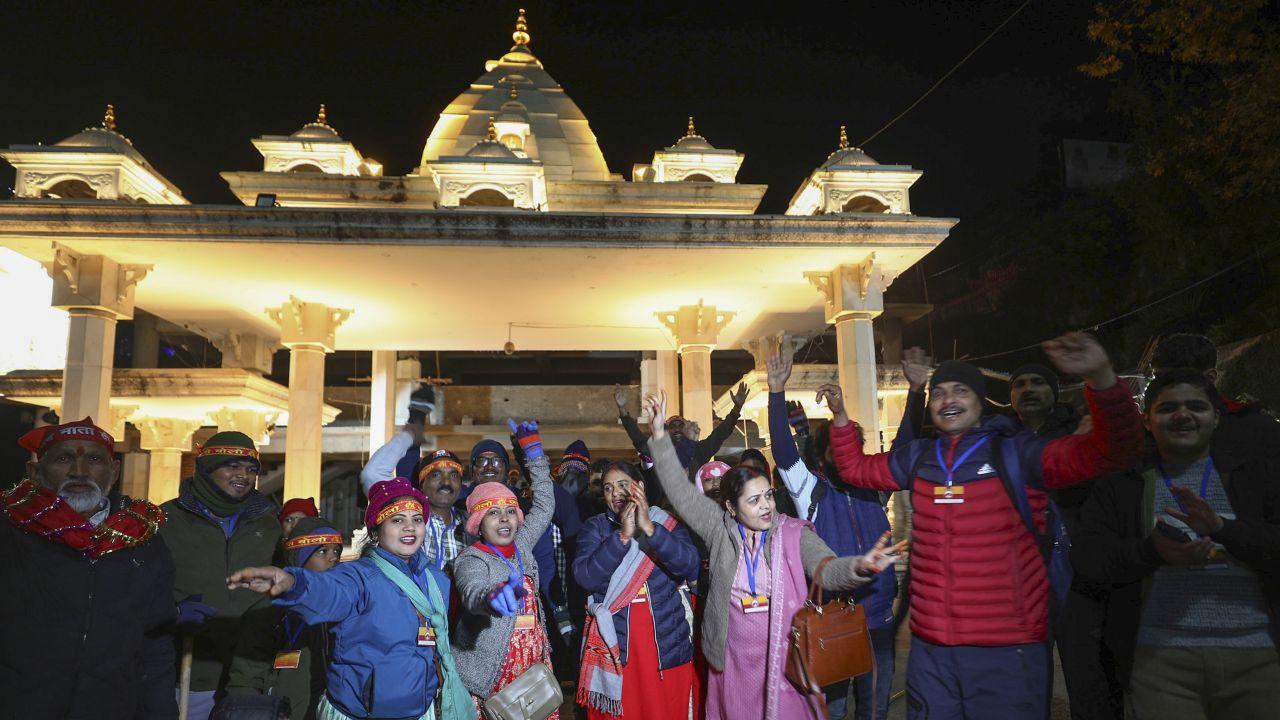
[646,581,665,679]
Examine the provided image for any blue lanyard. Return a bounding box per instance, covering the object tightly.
[282,614,305,651]
[737,523,767,597]
[483,542,524,577]
[934,434,993,489]
[1157,457,1214,514]
[430,513,457,571]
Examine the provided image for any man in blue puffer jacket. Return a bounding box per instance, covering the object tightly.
[766,350,896,720]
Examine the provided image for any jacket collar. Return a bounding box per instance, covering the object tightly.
[175,477,276,526]
[373,545,426,575]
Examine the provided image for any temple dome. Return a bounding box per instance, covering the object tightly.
[417,10,612,181]
[56,127,145,164]
[821,147,878,168]
[465,138,519,160]
[290,105,341,140]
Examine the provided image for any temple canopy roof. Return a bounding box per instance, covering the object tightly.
[417,9,614,182]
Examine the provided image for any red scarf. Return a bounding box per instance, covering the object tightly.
[471,539,517,557]
[2,479,164,558]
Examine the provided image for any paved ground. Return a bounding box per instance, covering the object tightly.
[558,621,1075,719]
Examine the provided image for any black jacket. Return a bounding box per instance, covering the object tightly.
[1072,448,1280,676]
[0,496,178,719]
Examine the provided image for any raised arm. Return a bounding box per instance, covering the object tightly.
[820,384,909,492]
[697,383,747,462]
[225,563,365,626]
[510,420,555,549]
[644,392,726,543]
[892,347,931,448]
[615,384,650,454]
[1036,334,1143,489]
[799,526,904,592]
[360,426,420,493]
[765,351,817,516]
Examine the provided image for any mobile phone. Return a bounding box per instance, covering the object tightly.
[1155,520,1193,543]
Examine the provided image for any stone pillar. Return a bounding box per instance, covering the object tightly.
[45,247,149,423]
[656,301,735,431]
[370,350,397,450]
[268,297,351,501]
[132,312,160,368]
[806,256,888,451]
[134,416,201,504]
[214,331,278,375]
[120,452,149,500]
[640,350,681,420]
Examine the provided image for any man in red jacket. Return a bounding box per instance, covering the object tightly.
[820,333,1143,719]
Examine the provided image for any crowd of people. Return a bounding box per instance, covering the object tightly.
[1,331,1277,720]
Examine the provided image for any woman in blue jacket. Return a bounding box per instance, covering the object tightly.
[227,478,474,720]
[573,460,701,719]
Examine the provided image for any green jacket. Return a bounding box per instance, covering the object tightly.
[159,478,280,692]
[225,600,330,720]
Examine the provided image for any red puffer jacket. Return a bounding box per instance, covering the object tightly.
[830,383,1142,646]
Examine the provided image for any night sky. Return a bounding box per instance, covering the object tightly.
[4,1,1114,220]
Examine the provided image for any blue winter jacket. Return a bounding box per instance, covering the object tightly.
[572,512,700,669]
[275,547,450,719]
[769,391,896,628]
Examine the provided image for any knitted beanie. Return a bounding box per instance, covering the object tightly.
[1009,363,1060,401]
[282,516,342,568]
[364,478,426,530]
[929,360,988,403]
[196,431,261,475]
[469,439,509,469]
[556,439,591,477]
[695,460,731,494]
[279,497,319,520]
[417,449,464,485]
[464,481,523,536]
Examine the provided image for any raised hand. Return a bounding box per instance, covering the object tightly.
[227,566,296,596]
[901,346,930,392]
[766,351,793,393]
[730,382,749,409]
[618,500,638,542]
[507,419,544,461]
[629,484,655,536]
[815,383,849,425]
[645,392,668,440]
[854,532,909,576]
[1166,487,1225,535]
[1042,332,1116,389]
[488,583,520,617]
[613,384,629,412]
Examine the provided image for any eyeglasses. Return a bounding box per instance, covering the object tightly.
[476,456,506,469]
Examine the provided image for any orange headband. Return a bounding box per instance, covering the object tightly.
[283,533,343,550]
[419,458,464,482]
[375,498,423,525]
[470,495,518,516]
[198,445,260,461]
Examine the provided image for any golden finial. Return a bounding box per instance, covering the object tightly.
[103,104,116,131]
[686,116,696,138]
[512,8,530,48]
[509,82,519,101]
[487,116,498,141]
[317,103,328,125]
[838,125,849,150]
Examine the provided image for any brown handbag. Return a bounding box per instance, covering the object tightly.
[786,557,877,720]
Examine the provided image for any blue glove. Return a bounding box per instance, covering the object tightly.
[509,568,528,599]
[507,419,544,461]
[488,584,519,617]
[176,594,216,630]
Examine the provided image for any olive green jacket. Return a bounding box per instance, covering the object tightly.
[159,478,280,692]
[226,600,330,720]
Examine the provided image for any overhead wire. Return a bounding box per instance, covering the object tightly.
[860,0,1034,148]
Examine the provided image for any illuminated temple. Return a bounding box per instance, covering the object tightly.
[0,10,954,537]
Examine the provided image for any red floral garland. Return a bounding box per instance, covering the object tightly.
[2,479,164,558]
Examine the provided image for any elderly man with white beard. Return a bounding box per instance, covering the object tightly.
[0,417,178,719]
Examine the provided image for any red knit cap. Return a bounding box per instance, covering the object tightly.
[279,497,319,520]
[18,417,114,459]
[364,478,426,530]
[464,481,523,536]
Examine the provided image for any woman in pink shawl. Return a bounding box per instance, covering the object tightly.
[643,392,906,720]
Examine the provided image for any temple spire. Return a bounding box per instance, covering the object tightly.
[103,104,116,131]
[509,82,519,101]
[512,8,530,48]
[686,116,697,138]
[838,125,849,150]
[487,116,498,141]
[317,103,328,126]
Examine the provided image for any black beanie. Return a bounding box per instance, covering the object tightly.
[929,360,987,402]
[1009,363,1060,401]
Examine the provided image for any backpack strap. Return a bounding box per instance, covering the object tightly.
[991,436,1052,564]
